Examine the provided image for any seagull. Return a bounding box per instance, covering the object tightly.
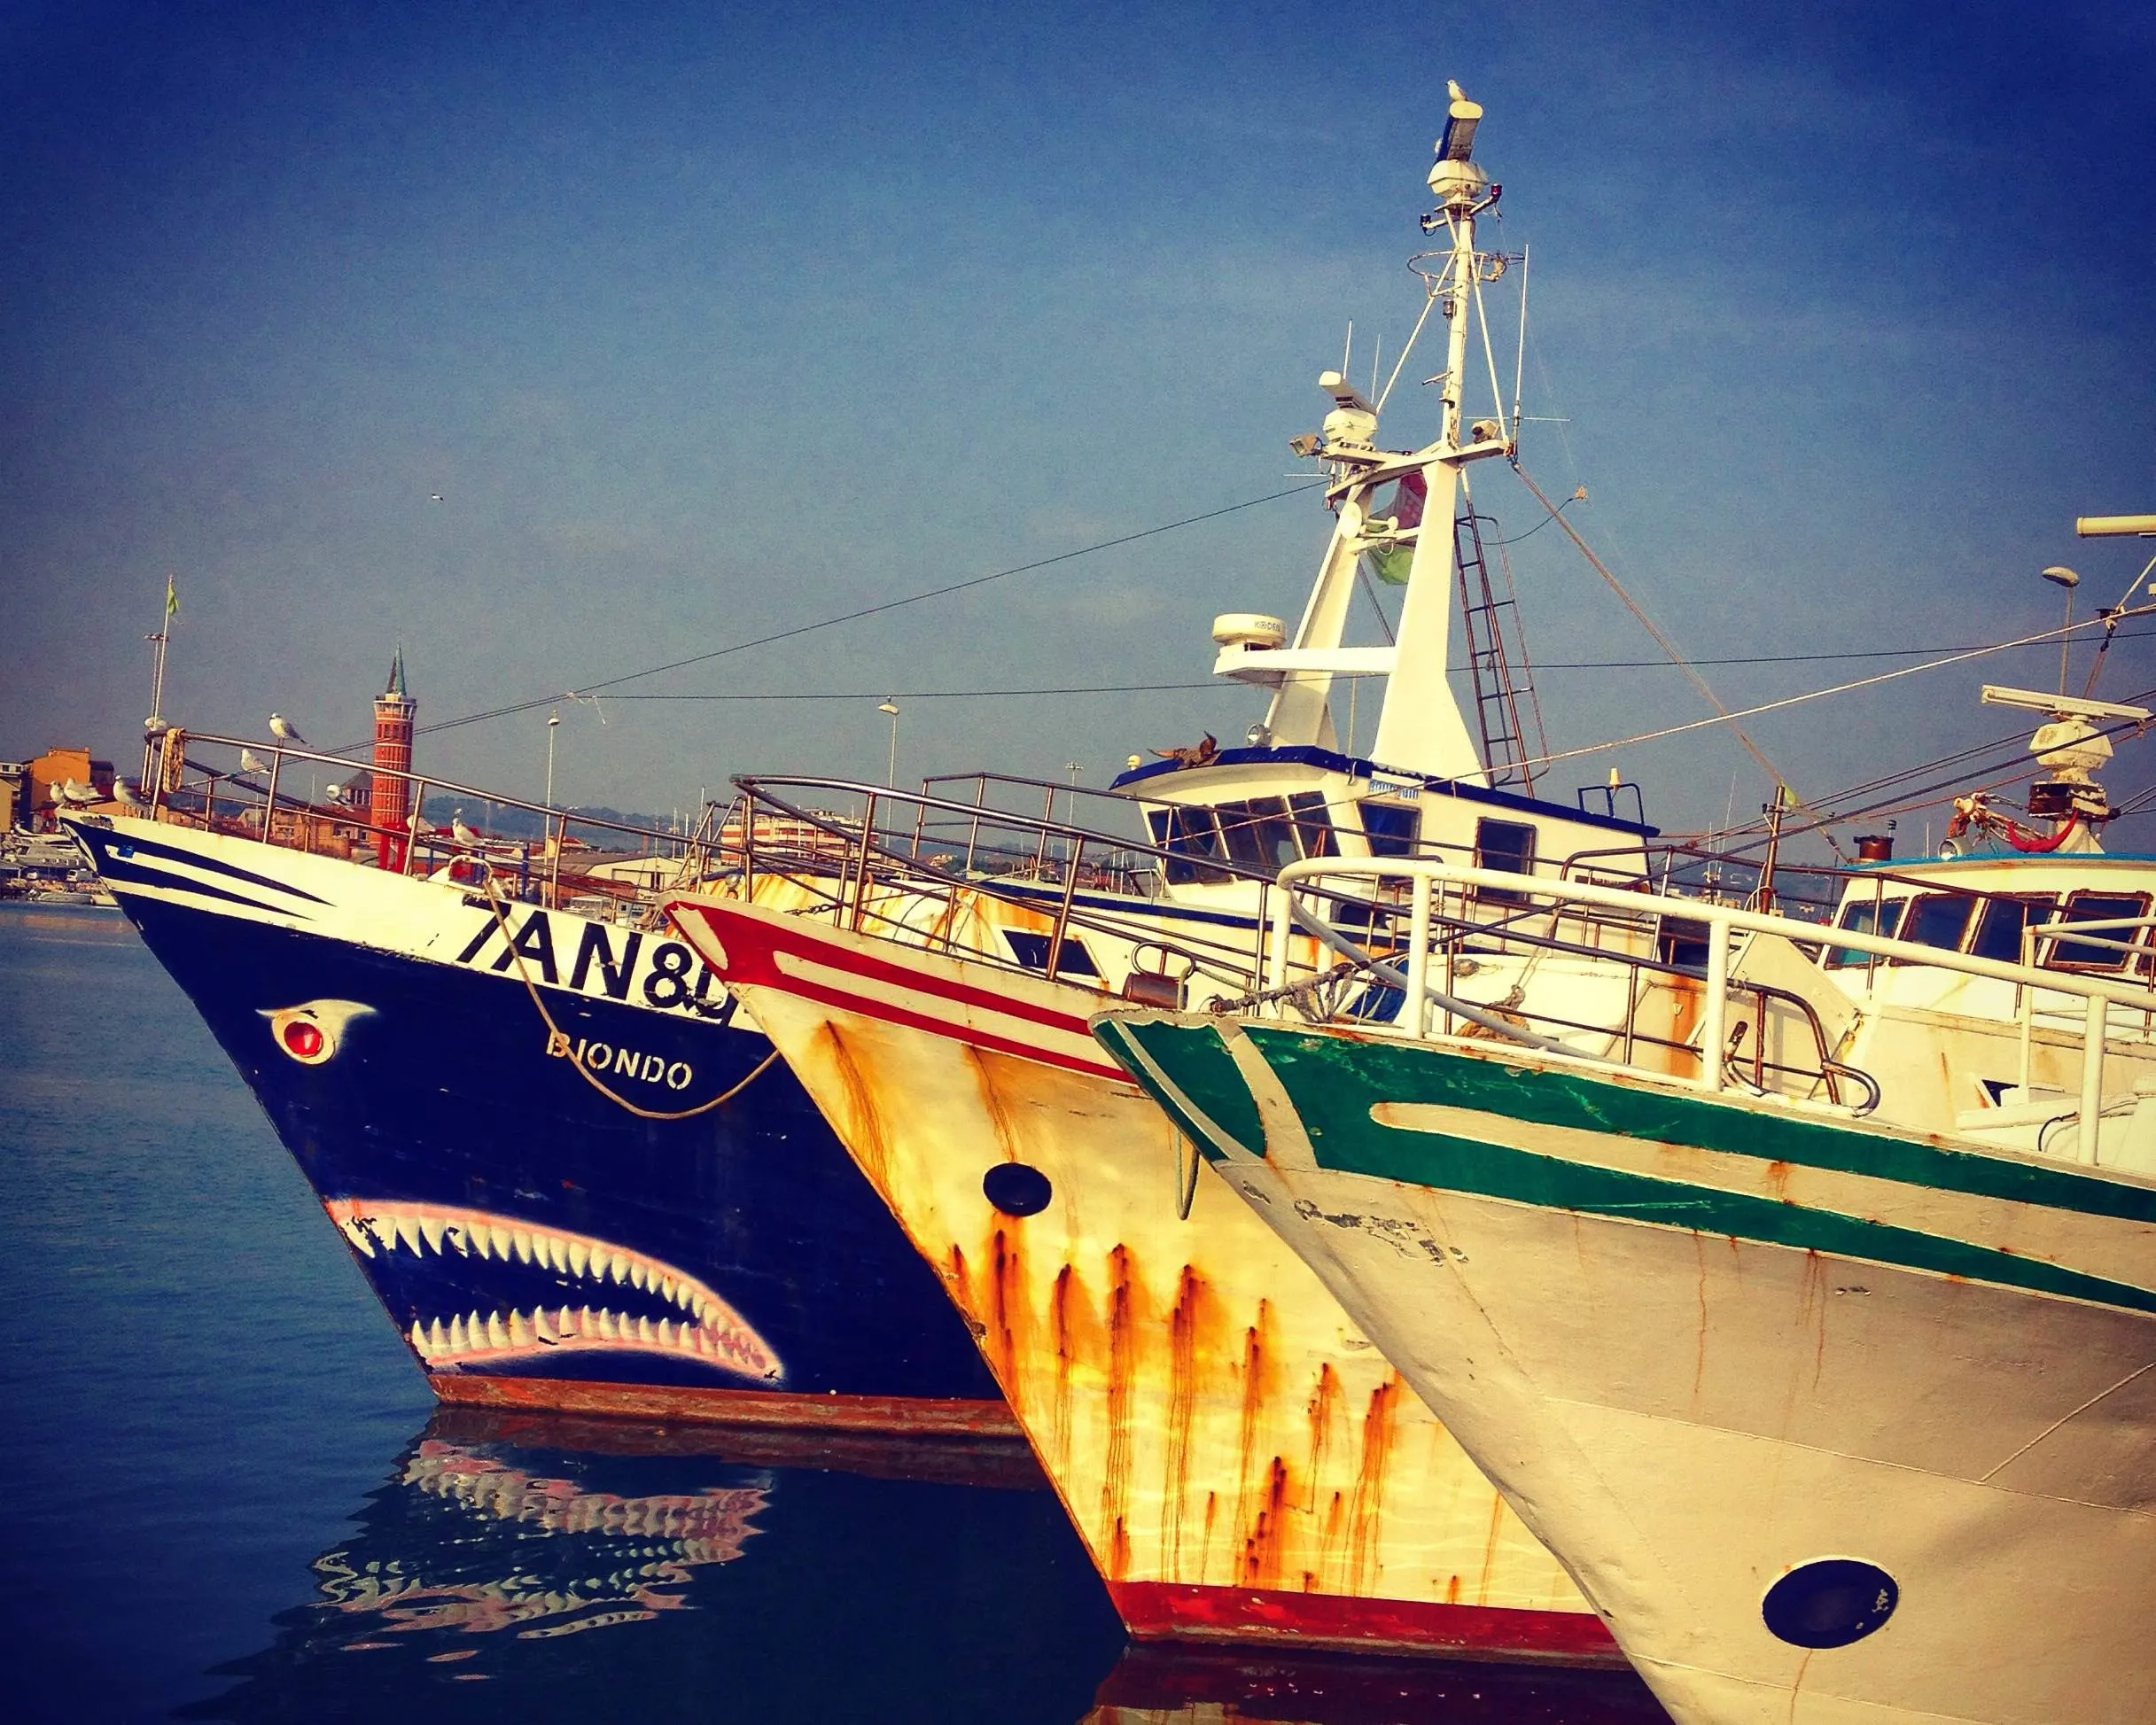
[144,715,169,737]
[451,810,480,846]
[113,778,145,810]
[239,749,272,775]
[58,779,100,806]
[269,713,307,746]
[323,780,348,805]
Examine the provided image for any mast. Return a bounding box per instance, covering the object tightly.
[142,574,176,793]
[1369,85,1507,778]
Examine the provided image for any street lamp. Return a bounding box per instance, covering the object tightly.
[878,699,900,787]
[2042,566,2080,694]
[544,708,562,807]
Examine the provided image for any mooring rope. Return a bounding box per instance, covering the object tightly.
[480,874,777,1122]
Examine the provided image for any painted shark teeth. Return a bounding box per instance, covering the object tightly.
[317,1196,782,1379]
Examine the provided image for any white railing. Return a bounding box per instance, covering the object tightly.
[1264,858,2156,1163]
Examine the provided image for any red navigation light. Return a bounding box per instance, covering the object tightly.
[284,1020,324,1059]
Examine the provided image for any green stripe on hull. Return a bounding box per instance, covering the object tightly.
[1241,1024,2156,1224]
[1103,1018,2156,1320]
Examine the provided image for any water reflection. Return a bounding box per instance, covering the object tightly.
[187,1407,1123,1721]
[1086,1644,1670,1723]
[188,1407,1666,1723]
[312,1434,769,1643]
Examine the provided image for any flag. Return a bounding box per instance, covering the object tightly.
[1366,469,1427,586]
[164,574,179,618]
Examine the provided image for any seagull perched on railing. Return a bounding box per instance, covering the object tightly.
[57,779,100,806]
[239,748,272,775]
[323,780,348,805]
[451,810,480,846]
[113,778,145,810]
[269,713,307,746]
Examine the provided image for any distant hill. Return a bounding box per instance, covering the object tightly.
[416,795,702,847]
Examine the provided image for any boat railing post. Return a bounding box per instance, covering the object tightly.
[2079,992,2108,1164]
[964,778,987,877]
[1405,869,1432,1038]
[850,794,877,931]
[2018,926,2035,1098]
[1046,835,1083,982]
[262,748,284,848]
[1701,912,1730,1092]
[404,780,427,875]
[1266,882,1291,994]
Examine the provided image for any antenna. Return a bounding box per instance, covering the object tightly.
[1342,321,1353,380]
[1511,245,1529,443]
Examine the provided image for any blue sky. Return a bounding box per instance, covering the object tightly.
[4,0,2151,846]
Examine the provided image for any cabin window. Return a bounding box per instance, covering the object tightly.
[1362,801,1420,857]
[1001,930,1101,978]
[1472,818,1537,905]
[1474,819,1537,877]
[1892,894,1974,960]
[1145,805,1231,886]
[1216,798,1300,870]
[1287,792,1337,858]
[1824,896,1908,969]
[2042,890,2152,971]
[1967,894,2059,965]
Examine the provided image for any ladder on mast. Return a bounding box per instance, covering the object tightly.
[1454,509,1544,792]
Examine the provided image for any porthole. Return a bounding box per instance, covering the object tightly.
[982,1162,1053,1218]
[1762,1558,1898,1649]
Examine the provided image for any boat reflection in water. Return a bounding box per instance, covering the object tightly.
[184,1407,1112,1721]
[184,1409,1666,1723]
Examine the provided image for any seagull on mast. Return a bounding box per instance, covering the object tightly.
[269,713,307,746]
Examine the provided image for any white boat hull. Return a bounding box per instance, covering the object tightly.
[1099,1014,2156,1723]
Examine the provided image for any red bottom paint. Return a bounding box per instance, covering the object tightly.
[431,1372,1023,1439]
[1108,1580,1623,1666]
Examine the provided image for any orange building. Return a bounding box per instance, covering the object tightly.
[26,746,114,828]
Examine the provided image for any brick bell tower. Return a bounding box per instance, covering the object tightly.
[370,648,416,869]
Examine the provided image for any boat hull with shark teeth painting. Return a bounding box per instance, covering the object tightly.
[64,808,1011,1435]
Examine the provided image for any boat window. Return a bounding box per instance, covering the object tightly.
[1362,801,1419,858]
[1287,792,1336,858]
[1145,805,1231,886]
[1001,930,1101,978]
[1967,894,2059,965]
[1824,896,1908,969]
[2042,890,2152,971]
[1216,798,1300,870]
[1891,894,1974,961]
[1472,818,1537,905]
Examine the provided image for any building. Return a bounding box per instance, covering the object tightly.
[368,649,416,869]
[25,747,114,829]
[0,761,26,831]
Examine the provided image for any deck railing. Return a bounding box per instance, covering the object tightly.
[1266,857,2156,1163]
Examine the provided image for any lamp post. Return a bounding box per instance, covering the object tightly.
[2043,566,2080,694]
[544,708,562,808]
[878,699,899,787]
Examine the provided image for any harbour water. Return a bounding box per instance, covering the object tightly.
[0,906,1669,1721]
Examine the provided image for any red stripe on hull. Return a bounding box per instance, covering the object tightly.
[1107,1580,1623,1667]
[670,897,1130,1081]
[430,1372,1022,1439]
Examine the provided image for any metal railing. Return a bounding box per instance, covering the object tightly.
[133,726,740,920]
[1265,858,2156,1162]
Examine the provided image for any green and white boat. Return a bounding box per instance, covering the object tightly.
[1095,854,2156,1724]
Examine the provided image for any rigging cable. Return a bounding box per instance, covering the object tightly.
[1508,457,1806,830]
[329,481,1327,753]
